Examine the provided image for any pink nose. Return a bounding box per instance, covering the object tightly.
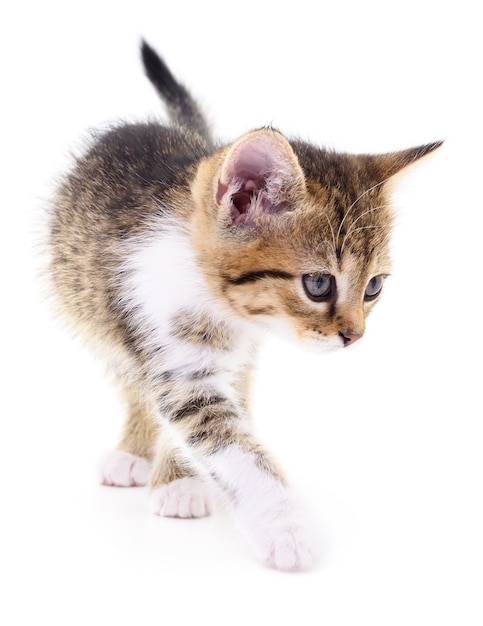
[339,331,363,346]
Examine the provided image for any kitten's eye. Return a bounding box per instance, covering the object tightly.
[302,273,334,301]
[364,276,384,301]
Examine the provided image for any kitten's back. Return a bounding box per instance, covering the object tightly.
[48,47,216,349]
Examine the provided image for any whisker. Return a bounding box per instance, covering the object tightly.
[339,204,389,253]
[323,212,337,258]
[348,204,390,228]
[314,238,335,260]
[340,225,384,255]
[336,177,393,248]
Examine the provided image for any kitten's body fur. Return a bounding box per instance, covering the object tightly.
[49,42,441,570]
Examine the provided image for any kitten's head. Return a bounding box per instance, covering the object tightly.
[192,129,441,351]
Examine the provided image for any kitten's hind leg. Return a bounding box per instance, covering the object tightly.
[100,389,157,488]
[100,449,151,487]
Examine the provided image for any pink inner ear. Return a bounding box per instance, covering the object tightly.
[222,135,284,189]
[217,132,302,225]
[231,191,251,214]
[230,180,262,224]
[229,146,273,184]
[216,178,262,225]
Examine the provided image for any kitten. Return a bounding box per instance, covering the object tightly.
[48,41,441,571]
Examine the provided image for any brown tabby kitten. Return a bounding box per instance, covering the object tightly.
[48,41,441,570]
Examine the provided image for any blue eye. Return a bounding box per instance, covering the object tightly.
[302,273,334,302]
[364,276,384,301]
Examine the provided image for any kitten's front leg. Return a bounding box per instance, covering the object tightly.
[152,387,319,570]
[207,443,319,571]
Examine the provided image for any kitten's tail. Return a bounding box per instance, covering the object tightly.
[141,40,212,143]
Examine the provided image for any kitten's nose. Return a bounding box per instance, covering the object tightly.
[339,331,363,346]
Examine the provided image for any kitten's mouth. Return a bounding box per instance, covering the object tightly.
[302,328,365,352]
[301,334,345,354]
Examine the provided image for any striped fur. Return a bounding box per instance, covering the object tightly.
[48,42,441,570]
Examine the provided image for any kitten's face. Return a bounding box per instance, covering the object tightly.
[192,129,439,352]
[195,177,392,352]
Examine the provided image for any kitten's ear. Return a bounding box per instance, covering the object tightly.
[364,140,444,183]
[216,129,305,226]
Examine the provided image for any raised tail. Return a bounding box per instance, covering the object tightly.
[141,40,212,143]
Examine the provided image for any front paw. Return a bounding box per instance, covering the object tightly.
[239,494,320,571]
[260,517,318,571]
[149,477,212,519]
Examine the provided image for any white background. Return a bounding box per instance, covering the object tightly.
[1,1,482,624]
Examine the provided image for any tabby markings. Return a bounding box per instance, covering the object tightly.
[170,394,228,422]
[224,270,294,286]
[170,309,233,352]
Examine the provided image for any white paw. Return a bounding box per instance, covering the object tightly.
[238,493,320,571]
[208,445,319,571]
[149,477,212,518]
[100,450,150,487]
[257,517,318,571]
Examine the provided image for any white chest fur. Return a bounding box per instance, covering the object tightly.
[120,219,256,390]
